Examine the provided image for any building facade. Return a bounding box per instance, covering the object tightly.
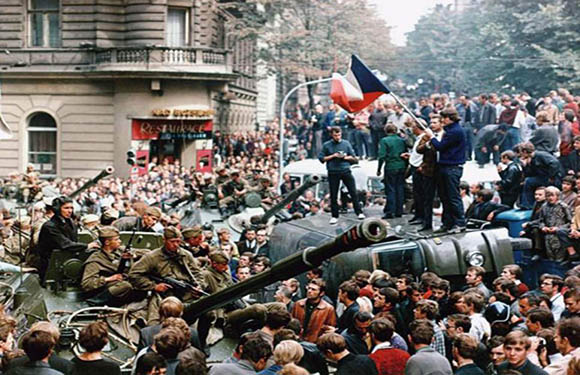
[0,0,257,178]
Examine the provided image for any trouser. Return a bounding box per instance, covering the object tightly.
[520,176,550,210]
[328,171,362,218]
[313,130,323,157]
[499,192,519,208]
[557,228,576,249]
[353,129,370,157]
[411,167,423,219]
[436,165,466,228]
[475,148,500,166]
[416,172,436,228]
[463,123,474,160]
[370,129,384,158]
[502,127,521,152]
[85,280,134,307]
[384,169,405,216]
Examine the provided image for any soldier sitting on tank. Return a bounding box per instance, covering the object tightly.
[214,166,229,186]
[34,196,100,281]
[128,226,204,325]
[81,226,134,307]
[465,189,510,223]
[218,170,248,217]
[182,226,213,265]
[199,174,219,208]
[2,216,31,266]
[80,214,100,241]
[112,206,162,233]
[252,176,277,209]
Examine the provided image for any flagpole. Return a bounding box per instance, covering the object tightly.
[278,77,333,186]
[389,92,427,130]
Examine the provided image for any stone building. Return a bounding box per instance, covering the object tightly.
[0,0,257,178]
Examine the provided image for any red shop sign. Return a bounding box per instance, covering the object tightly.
[132,119,213,140]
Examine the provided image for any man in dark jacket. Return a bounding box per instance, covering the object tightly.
[518,142,562,210]
[474,124,507,167]
[496,151,523,208]
[424,107,467,233]
[479,94,497,126]
[369,101,389,159]
[530,111,559,154]
[35,196,98,281]
[6,330,64,375]
[377,124,408,219]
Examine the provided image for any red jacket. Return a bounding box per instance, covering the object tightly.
[369,346,411,375]
[291,298,336,343]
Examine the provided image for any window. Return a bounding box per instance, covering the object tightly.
[28,112,57,176]
[29,0,60,47]
[166,8,189,47]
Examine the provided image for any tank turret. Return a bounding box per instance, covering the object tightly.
[69,166,114,199]
[185,218,388,319]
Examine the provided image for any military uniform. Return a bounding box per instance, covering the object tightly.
[219,177,248,209]
[129,245,203,324]
[81,248,133,305]
[2,229,30,265]
[112,216,155,232]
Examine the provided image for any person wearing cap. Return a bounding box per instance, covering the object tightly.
[129,226,204,325]
[423,106,467,234]
[182,226,213,262]
[100,207,119,226]
[215,166,229,186]
[80,214,100,241]
[2,216,32,265]
[81,226,133,306]
[251,176,277,208]
[34,196,100,281]
[112,206,162,233]
[218,170,249,217]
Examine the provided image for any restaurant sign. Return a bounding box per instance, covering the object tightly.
[132,119,212,141]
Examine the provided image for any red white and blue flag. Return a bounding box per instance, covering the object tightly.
[330,55,390,113]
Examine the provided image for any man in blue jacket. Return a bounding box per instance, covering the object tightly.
[424,107,467,233]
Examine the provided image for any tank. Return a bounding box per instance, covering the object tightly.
[185,218,388,319]
[69,166,115,199]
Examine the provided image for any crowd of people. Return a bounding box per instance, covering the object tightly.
[0,87,579,375]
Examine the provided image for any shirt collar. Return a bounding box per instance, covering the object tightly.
[371,341,392,353]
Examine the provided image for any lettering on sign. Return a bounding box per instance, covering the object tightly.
[132,119,213,141]
[152,109,215,117]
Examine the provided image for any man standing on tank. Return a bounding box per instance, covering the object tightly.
[319,126,365,225]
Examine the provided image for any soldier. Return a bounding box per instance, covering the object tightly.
[2,216,31,265]
[81,226,133,306]
[218,170,248,217]
[215,166,229,187]
[216,228,239,259]
[252,176,277,208]
[129,226,204,325]
[113,206,162,233]
[182,226,212,261]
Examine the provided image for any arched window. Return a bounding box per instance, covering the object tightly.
[28,112,57,176]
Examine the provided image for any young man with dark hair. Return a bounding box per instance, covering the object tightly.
[525,308,555,334]
[540,274,566,320]
[257,309,292,346]
[463,292,491,342]
[6,331,61,375]
[545,317,580,375]
[414,300,445,357]
[317,333,377,375]
[377,123,407,219]
[501,264,529,296]
[405,320,452,375]
[341,311,372,355]
[337,281,361,333]
[291,279,336,343]
[465,266,491,299]
[452,334,484,375]
[209,335,272,374]
[563,288,579,318]
[368,319,410,375]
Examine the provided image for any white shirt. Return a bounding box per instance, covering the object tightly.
[550,293,565,320]
[469,313,491,342]
[409,133,425,168]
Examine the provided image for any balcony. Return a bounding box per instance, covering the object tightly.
[0,46,236,80]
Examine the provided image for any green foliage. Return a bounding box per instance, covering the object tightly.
[396,0,580,96]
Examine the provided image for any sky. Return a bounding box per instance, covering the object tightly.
[368,0,454,46]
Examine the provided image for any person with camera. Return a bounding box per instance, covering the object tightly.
[318,126,365,225]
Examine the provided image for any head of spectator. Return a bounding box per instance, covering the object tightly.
[465,266,485,288]
[252,256,270,274]
[161,318,191,348]
[540,274,564,298]
[374,287,399,313]
[406,282,423,304]
[352,270,371,288]
[414,299,439,321]
[278,363,309,375]
[159,297,184,321]
[78,321,109,354]
[445,314,471,340]
[536,111,551,126]
[256,229,268,244]
[452,333,478,367]
[238,252,253,268]
[230,332,260,362]
[564,289,579,316]
[264,309,292,335]
[329,126,342,143]
[28,321,61,345]
[408,319,434,350]
[240,336,272,371]
[154,327,185,361]
[431,279,450,302]
[395,274,413,296]
[555,317,580,356]
[135,352,166,375]
[305,278,326,305]
[501,264,523,283]
[463,292,485,316]
[273,340,303,367]
[236,266,251,281]
[440,107,460,125]
[519,293,541,316]
[369,318,394,346]
[175,356,206,375]
[0,318,15,354]
[21,330,55,362]
[306,267,323,282]
[545,186,561,205]
[351,311,372,336]
[143,207,162,229]
[338,281,360,308]
[273,329,300,348]
[217,227,231,243]
[503,330,531,368]
[488,336,506,367]
[526,307,555,334]
[317,333,349,362]
[430,114,442,132]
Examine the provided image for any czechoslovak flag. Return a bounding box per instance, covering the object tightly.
[330,55,390,113]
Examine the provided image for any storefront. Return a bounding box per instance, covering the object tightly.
[131,111,214,175]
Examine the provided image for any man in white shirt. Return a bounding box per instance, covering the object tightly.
[464,292,491,342]
[540,274,566,320]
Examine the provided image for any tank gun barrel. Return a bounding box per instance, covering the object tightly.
[259,175,321,224]
[185,218,388,319]
[69,166,114,199]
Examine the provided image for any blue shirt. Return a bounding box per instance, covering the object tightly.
[318,139,356,173]
[430,121,466,166]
